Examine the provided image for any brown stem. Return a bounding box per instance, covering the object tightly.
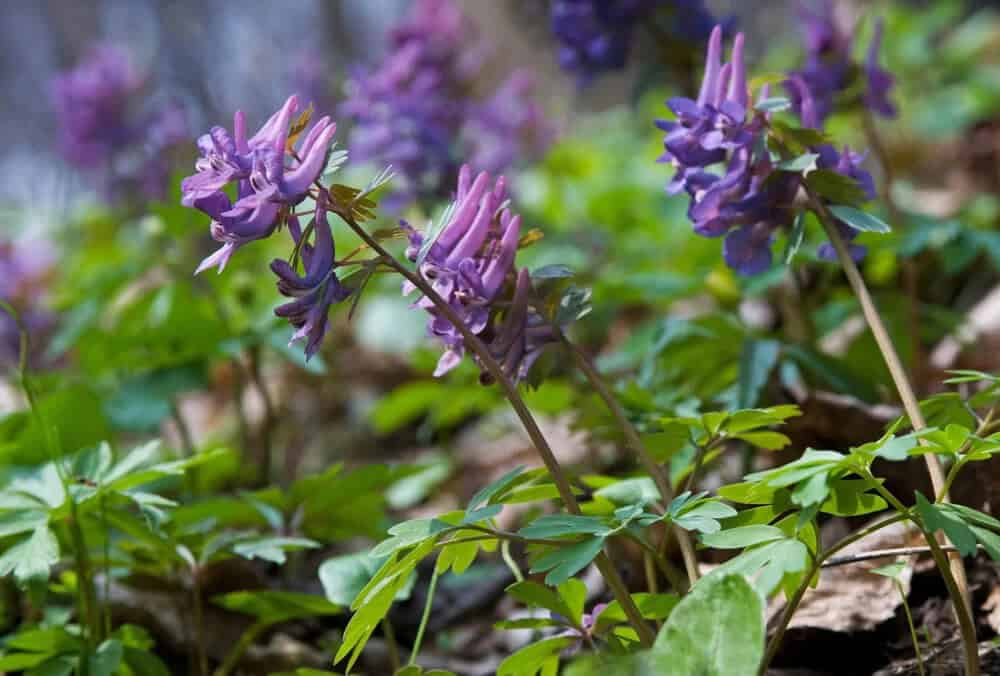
[558,333,699,588]
[334,209,656,647]
[807,190,976,674]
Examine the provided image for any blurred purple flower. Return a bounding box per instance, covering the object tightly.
[51,44,188,202]
[0,240,57,369]
[342,0,551,208]
[462,70,554,175]
[551,0,720,82]
[786,2,896,124]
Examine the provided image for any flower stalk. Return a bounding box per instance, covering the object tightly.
[806,190,977,675]
[333,207,656,647]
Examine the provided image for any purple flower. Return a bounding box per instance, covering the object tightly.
[270,210,351,360]
[0,240,57,369]
[184,95,339,274]
[51,44,188,202]
[551,0,719,82]
[864,20,897,118]
[461,70,554,175]
[786,3,895,124]
[480,269,557,385]
[342,0,550,208]
[403,165,528,378]
[51,45,139,169]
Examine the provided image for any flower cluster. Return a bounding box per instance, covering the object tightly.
[51,44,188,201]
[181,95,350,358]
[341,0,551,208]
[0,239,56,368]
[550,0,719,83]
[658,25,880,274]
[787,1,896,125]
[402,165,555,382]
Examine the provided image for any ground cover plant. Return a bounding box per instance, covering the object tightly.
[2,1,1000,674]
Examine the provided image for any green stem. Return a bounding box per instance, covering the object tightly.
[409,565,440,666]
[213,620,267,676]
[808,190,973,629]
[897,581,926,676]
[924,537,979,676]
[335,209,656,648]
[383,618,401,672]
[501,539,524,583]
[559,334,698,588]
[759,514,907,674]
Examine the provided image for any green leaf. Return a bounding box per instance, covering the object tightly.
[914,492,978,556]
[88,640,123,676]
[320,551,405,606]
[737,339,780,410]
[468,466,527,510]
[784,212,806,264]
[755,97,792,113]
[0,526,59,585]
[519,514,611,539]
[871,561,908,580]
[0,510,49,538]
[505,581,576,620]
[497,637,576,676]
[700,525,786,549]
[213,590,341,623]
[529,536,607,585]
[645,574,764,675]
[805,171,870,207]
[122,647,170,676]
[820,480,888,516]
[732,431,791,451]
[595,593,679,630]
[828,206,891,234]
[595,478,660,506]
[371,518,452,558]
[231,536,319,564]
[557,578,588,622]
[777,153,819,173]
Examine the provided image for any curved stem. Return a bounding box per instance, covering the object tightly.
[335,210,655,647]
[759,513,907,674]
[558,333,699,588]
[898,581,927,676]
[409,565,440,666]
[213,621,267,676]
[807,190,972,621]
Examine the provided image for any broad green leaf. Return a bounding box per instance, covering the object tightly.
[122,648,170,676]
[371,518,452,558]
[828,206,891,234]
[736,339,780,409]
[595,593,679,630]
[820,480,888,516]
[519,514,611,539]
[497,637,576,676]
[505,581,576,621]
[467,466,526,510]
[732,431,791,451]
[0,510,49,538]
[213,590,341,623]
[529,536,607,585]
[88,639,123,676]
[320,551,404,607]
[231,536,319,565]
[915,493,978,556]
[595,478,660,506]
[805,171,869,207]
[0,526,59,585]
[700,525,786,549]
[646,574,764,675]
[557,578,588,622]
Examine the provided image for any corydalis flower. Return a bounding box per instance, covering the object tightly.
[657,27,796,275]
[270,210,352,359]
[787,2,896,124]
[51,44,188,201]
[403,165,554,383]
[551,0,719,83]
[342,0,551,208]
[183,95,338,274]
[51,45,138,169]
[461,70,554,176]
